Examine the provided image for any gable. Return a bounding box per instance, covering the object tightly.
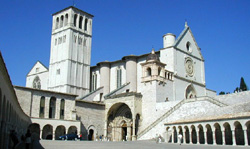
[174,26,204,60]
[27,61,48,76]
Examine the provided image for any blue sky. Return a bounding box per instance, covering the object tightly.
[0,0,249,94]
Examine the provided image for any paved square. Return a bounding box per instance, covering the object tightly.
[32,140,250,149]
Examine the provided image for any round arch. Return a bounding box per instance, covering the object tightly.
[223,122,232,145]
[184,126,190,144]
[87,125,96,141]
[28,123,40,140]
[245,121,250,145]
[214,123,222,145]
[206,124,213,144]
[185,84,197,99]
[198,124,205,144]
[42,124,53,140]
[55,125,66,140]
[107,102,133,141]
[234,121,244,145]
[68,126,77,134]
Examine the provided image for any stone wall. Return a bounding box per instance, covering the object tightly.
[75,100,105,140]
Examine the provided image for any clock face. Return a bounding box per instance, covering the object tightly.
[185,58,194,76]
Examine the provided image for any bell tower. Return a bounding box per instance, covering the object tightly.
[48,6,94,97]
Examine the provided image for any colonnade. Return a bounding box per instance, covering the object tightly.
[166,119,250,146]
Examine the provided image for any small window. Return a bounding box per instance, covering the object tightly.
[55,39,57,45]
[84,18,88,31]
[146,67,151,76]
[56,17,59,29]
[65,14,68,26]
[79,16,83,29]
[36,68,39,73]
[57,69,60,75]
[33,76,41,89]
[74,14,78,27]
[186,42,192,52]
[60,15,64,27]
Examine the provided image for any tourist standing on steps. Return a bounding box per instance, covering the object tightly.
[25,130,31,149]
[178,133,183,145]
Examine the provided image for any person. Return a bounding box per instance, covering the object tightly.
[178,133,183,145]
[25,130,31,149]
[10,130,19,149]
[158,135,162,143]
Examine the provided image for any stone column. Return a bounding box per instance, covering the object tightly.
[171,130,174,143]
[132,118,136,140]
[52,127,55,140]
[189,132,193,144]
[244,129,248,146]
[232,130,236,146]
[204,131,207,145]
[127,126,131,141]
[222,130,226,145]
[40,130,43,139]
[212,131,216,145]
[104,120,108,139]
[197,131,200,144]
[183,131,186,144]
[112,127,115,141]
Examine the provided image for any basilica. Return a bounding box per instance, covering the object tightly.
[1,6,250,148]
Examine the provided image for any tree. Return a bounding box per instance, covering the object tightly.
[240,77,248,91]
[219,91,225,95]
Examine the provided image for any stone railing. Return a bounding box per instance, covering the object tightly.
[137,96,228,139]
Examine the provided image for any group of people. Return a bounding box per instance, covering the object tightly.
[9,129,31,149]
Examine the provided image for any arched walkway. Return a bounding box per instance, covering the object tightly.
[184,126,190,144]
[55,125,66,140]
[42,125,53,140]
[235,121,244,145]
[28,123,40,140]
[246,121,250,145]
[191,125,197,144]
[223,122,232,145]
[214,123,222,145]
[198,125,205,144]
[206,124,213,144]
[68,126,77,134]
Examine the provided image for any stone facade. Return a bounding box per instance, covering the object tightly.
[7,6,249,146]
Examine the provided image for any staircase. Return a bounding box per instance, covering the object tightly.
[137,96,228,139]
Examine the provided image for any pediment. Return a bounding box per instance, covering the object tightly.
[27,61,48,76]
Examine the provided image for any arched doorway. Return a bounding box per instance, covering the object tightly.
[42,125,53,140]
[28,123,40,140]
[107,103,133,141]
[55,125,66,140]
[88,129,94,141]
